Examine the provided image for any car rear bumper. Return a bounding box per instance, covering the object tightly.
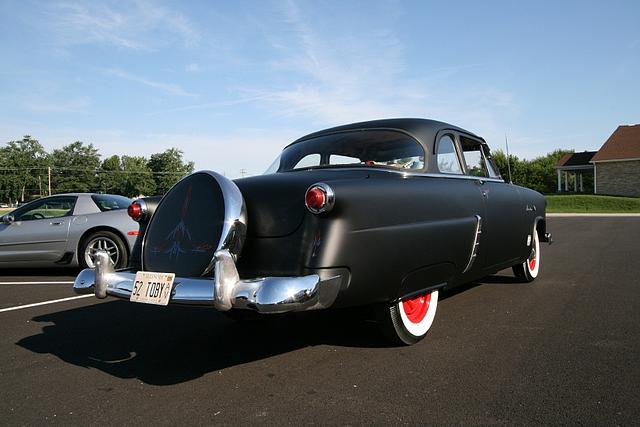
[73,249,342,313]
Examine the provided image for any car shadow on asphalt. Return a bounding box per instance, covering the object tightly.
[0,267,81,278]
[16,300,391,385]
[16,273,521,386]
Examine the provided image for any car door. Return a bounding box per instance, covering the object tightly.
[432,133,487,276]
[0,196,77,263]
[458,135,525,269]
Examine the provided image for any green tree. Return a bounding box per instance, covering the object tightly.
[98,155,125,193]
[0,135,49,203]
[121,156,156,197]
[50,141,101,193]
[147,148,194,194]
[492,149,573,193]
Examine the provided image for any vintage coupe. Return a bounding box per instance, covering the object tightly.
[74,118,551,344]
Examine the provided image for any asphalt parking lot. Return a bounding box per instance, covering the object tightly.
[1,217,639,425]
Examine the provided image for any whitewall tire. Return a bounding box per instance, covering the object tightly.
[377,289,439,345]
[513,225,540,282]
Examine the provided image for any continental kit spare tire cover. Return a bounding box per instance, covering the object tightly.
[142,171,244,277]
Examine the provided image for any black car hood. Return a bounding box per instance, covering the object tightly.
[234,169,370,237]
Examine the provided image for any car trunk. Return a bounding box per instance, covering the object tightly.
[234,169,370,237]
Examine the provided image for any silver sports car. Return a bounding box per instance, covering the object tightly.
[0,193,139,269]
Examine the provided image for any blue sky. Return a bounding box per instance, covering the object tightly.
[1,0,639,177]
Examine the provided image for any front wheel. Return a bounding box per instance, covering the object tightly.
[376,289,439,345]
[513,225,540,282]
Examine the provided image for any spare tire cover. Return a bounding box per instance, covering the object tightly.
[143,172,225,277]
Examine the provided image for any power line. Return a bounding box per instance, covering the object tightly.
[0,167,189,175]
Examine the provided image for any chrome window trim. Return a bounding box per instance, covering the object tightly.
[285,166,505,183]
[279,128,427,173]
[435,133,465,175]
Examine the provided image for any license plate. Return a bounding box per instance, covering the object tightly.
[130,271,175,306]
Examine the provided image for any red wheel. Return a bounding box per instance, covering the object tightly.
[376,289,439,345]
[513,225,540,282]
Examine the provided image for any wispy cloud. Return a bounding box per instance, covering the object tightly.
[146,94,273,115]
[46,1,200,50]
[238,1,469,125]
[231,0,519,149]
[22,95,91,113]
[185,63,202,72]
[105,68,197,97]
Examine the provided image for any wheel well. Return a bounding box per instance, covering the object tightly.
[78,226,131,258]
[534,218,546,238]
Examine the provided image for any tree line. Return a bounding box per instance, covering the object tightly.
[0,135,194,204]
[490,148,588,194]
[1,134,581,204]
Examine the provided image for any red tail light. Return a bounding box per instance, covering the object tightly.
[305,183,335,214]
[127,200,146,222]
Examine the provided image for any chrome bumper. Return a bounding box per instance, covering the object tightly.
[73,249,342,314]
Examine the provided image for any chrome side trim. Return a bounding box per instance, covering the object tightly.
[290,167,505,183]
[74,249,340,314]
[462,215,482,274]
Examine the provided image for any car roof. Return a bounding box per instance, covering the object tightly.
[45,193,130,198]
[289,118,485,149]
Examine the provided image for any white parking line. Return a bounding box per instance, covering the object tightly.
[0,294,94,313]
[548,213,640,217]
[0,281,75,285]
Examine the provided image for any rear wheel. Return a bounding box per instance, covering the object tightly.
[80,231,128,269]
[513,225,540,282]
[376,289,439,345]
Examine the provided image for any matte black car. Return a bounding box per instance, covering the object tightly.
[74,118,551,345]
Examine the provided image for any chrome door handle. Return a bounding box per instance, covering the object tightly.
[51,221,64,226]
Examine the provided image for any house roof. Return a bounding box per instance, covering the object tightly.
[591,124,640,162]
[556,151,597,167]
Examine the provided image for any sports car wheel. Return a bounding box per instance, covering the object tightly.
[376,289,439,345]
[513,225,540,282]
[80,231,128,269]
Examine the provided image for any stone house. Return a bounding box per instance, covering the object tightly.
[591,125,640,197]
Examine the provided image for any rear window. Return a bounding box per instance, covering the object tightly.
[266,130,425,173]
[91,195,132,212]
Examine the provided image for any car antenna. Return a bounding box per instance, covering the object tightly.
[505,133,513,184]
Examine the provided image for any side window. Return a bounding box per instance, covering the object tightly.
[482,146,501,178]
[329,154,360,165]
[14,197,77,221]
[460,136,489,178]
[436,135,463,174]
[91,195,132,211]
[293,153,321,169]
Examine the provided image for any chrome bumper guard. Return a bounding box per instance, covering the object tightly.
[73,249,342,314]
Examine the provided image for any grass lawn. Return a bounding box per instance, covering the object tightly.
[0,208,13,215]
[546,194,640,213]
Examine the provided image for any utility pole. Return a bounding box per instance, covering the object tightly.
[39,175,42,196]
[240,168,247,178]
[48,167,52,196]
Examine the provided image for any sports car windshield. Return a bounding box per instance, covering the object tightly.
[265,130,425,173]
